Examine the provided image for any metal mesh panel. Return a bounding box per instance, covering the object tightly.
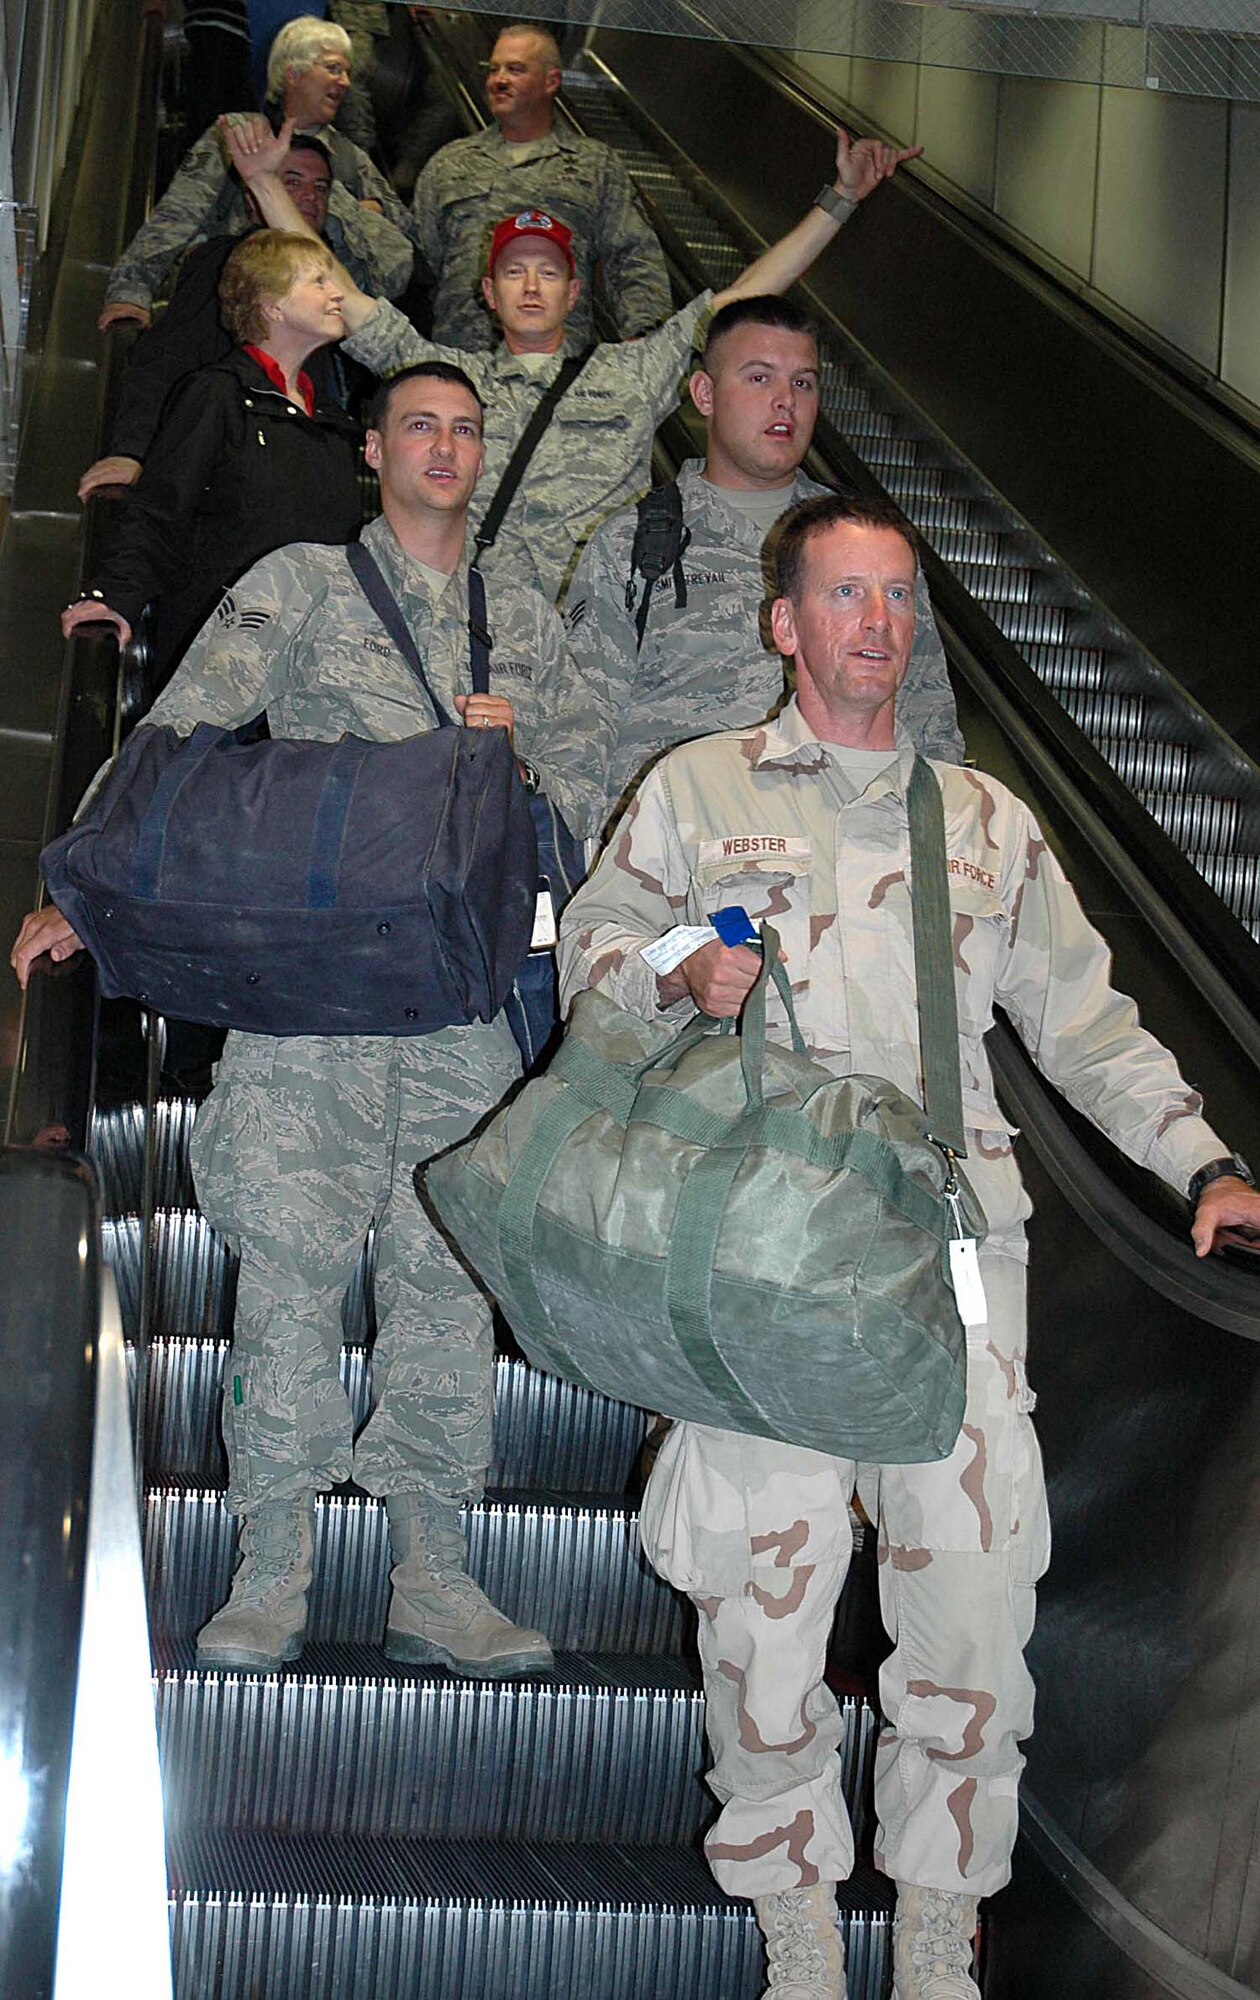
[458,0,1260,102]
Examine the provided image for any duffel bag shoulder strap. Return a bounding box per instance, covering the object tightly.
[471,348,594,571]
[467,564,491,696]
[345,541,454,728]
[907,755,966,1159]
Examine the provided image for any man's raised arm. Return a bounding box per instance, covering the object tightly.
[219,116,379,338]
[712,125,922,313]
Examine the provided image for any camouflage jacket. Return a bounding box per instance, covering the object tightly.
[564,458,965,827]
[344,293,713,604]
[143,513,609,838]
[411,121,672,352]
[104,122,417,312]
[557,698,1224,1252]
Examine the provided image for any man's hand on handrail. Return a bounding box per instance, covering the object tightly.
[10,906,85,989]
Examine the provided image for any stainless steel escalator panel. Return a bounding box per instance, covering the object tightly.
[155,1650,876,1846]
[167,1837,892,2000]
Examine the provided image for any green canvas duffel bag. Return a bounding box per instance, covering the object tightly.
[424,757,985,1464]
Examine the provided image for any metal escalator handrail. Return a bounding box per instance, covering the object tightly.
[0,1149,99,1999]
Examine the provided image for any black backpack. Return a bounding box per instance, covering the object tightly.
[624,481,691,651]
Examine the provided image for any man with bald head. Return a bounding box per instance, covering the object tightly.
[411,19,672,350]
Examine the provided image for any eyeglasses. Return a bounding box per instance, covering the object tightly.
[314,57,350,80]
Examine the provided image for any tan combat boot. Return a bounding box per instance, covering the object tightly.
[382,1493,554,1678]
[753,1883,848,1998]
[892,1885,980,1999]
[195,1498,315,1671]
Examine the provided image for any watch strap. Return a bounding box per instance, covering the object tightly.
[1188,1155,1255,1205]
[815,183,859,221]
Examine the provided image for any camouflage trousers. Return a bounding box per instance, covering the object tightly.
[640,1254,1050,1901]
[190,1021,520,1516]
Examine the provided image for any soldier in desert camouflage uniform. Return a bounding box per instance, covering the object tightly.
[564,294,963,832]
[15,362,606,1682]
[100,17,419,331]
[411,21,671,353]
[224,111,924,606]
[556,491,1260,1999]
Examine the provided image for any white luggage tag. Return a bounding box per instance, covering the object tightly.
[943,1179,987,1327]
[640,922,718,976]
[530,881,558,951]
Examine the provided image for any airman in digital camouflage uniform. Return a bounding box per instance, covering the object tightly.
[100,18,420,331]
[14,362,607,1681]
[555,491,1260,1999]
[564,293,963,832]
[411,21,672,353]
[225,111,924,606]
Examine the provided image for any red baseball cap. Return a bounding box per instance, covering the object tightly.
[487,209,576,275]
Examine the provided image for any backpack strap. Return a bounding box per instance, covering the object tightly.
[344,541,453,729]
[626,481,690,652]
[472,348,595,569]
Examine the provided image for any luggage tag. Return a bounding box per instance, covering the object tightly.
[711,905,760,951]
[530,878,558,951]
[944,1179,988,1328]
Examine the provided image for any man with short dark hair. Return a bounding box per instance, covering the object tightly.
[564,293,963,831]
[15,362,607,1683]
[556,489,1260,1999]
[411,20,672,351]
[225,111,922,605]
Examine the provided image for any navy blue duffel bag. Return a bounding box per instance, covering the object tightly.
[39,717,538,1036]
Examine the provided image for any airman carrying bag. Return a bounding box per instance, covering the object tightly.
[424,757,984,1463]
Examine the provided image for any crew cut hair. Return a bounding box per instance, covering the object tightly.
[219,230,336,346]
[366,362,487,433]
[266,15,353,101]
[701,295,818,370]
[775,491,919,604]
[494,19,563,69]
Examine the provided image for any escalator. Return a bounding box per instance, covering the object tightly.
[6,15,1260,2000]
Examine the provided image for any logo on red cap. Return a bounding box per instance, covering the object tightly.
[487,209,576,274]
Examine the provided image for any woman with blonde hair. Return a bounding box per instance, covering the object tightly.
[65,230,363,688]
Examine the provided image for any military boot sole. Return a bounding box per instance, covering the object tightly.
[195,1629,307,1673]
[383,1628,555,1678]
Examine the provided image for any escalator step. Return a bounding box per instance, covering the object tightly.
[143,1339,648,1495]
[91,1094,199,1213]
[145,1487,689,1656]
[155,1641,878,1845]
[168,1832,893,2000]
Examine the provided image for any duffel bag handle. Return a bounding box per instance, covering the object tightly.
[739,922,808,1107]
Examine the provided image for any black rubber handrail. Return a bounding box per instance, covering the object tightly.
[0,1148,100,1999]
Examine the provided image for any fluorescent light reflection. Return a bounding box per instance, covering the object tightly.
[0,1736,34,1880]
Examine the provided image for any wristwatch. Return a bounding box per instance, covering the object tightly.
[814,183,859,220]
[1187,1155,1255,1206]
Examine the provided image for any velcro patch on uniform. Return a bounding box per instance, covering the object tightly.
[565,597,587,631]
[698,836,812,864]
[494,659,534,680]
[363,636,393,657]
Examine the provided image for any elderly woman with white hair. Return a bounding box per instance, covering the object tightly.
[99,14,422,333]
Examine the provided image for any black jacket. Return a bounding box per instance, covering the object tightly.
[107,232,349,464]
[89,346,363,673]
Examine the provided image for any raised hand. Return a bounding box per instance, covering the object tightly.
[834,125,924,204]
[219,113,295,185]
